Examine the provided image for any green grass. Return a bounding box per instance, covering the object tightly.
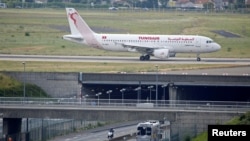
[0,8,249,73]
[191,111,250,141]
[0,61,242,73]
[226,112,250,125]
[0,73,49,97]
[0,8,250,58]
[0,73,20,89]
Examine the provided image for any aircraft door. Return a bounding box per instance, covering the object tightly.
[195,37,201,53]
[195,38,201,48]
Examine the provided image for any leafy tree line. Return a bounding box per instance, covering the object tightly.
[1,0,249,10]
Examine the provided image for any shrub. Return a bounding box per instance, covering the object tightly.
[25,32,30,36]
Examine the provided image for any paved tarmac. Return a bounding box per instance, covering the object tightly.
[0,54,250,65]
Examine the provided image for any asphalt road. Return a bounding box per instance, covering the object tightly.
[49,122,138,141]
[0,54,250,65]
[1,54,250,75]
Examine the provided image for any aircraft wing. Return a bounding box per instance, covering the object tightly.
[120,42,174,55]
[120,42,157,54]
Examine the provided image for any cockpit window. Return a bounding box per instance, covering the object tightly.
[206,40,214,43]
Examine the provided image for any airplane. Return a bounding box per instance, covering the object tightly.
[63,8,221,61]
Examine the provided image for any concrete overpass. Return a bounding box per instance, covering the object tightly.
[79,73,250,101]
[3,71,250,101]
[79,72,250,86]
[1,71,250,140]
[0,99,249,141]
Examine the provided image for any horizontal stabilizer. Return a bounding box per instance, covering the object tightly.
[63,34,84,42]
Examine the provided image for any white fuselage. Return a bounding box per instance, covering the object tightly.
[63,8,221,61]
[76,33,221,54]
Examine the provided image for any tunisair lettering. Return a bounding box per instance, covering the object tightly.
[139,36,160,40]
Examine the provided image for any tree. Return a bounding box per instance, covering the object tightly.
[141,0,158,8]
[159,0,169,8]
[235,0,246,9]
[47,0,63,2]
[203,2,214,10]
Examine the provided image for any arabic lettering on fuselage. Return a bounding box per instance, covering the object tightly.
[139,36,160,40]
[168,37,194,41]
[101,35,194,41]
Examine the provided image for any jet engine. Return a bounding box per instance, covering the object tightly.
[153,49,169,59]
[169,53,176,57]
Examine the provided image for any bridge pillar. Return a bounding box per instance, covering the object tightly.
[168,83,178,106]
[3,118,22,141]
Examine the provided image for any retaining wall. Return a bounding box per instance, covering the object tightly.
[3,72,80,98]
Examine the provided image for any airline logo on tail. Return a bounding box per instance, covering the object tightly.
[65,8,103,49]
[68,11,77,27]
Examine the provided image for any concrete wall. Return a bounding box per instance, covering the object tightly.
[1,72,248,141]
[80,73,250,85]
[3,72,250,99]
[0,106,243,141]
[170,112,239,140]
[3,72,81,98]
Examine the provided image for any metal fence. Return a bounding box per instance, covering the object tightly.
[1,97,249,141]
[28,119,100,141]
[0,97,250,112]
[0,118,103,141]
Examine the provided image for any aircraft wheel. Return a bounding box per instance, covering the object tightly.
[145,55,150,60]
[197,57,201,61]
[140,56,145,61]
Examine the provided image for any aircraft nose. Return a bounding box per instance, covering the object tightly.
[215,43,221,51]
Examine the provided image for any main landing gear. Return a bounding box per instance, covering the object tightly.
[196,54,201,61]
[140,55,150,61]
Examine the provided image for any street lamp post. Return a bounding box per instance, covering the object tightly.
[162,84,167,104]
[134,87,141,103]
[106,90,112,105]
[22,62,26,98]
[120,88,126,105]
[147,86,153,102]
[22,62,29,135]
[83,94,88,105]
[155,65,159,106]
[95,92,102,106]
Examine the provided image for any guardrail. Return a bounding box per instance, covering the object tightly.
[0,97,249,112]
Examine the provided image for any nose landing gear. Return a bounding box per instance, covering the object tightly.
[197,57,201,61]
[196,54,201,61]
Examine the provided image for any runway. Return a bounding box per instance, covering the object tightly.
[0,54,250,65]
